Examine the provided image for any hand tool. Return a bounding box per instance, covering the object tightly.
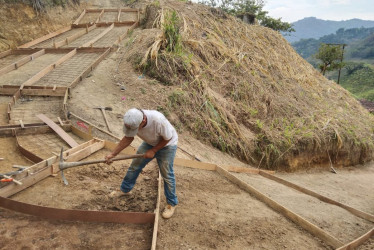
[0,174,23,185]
[58,147,144,185]
[93,106,112,132]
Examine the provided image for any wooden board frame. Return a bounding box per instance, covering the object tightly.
[6,88,67,125]
[18,26,72,49]
[0,126,156,226]
[20,49,77,89]
[215,165,344,248]
[259,171,374,223]
[151,171,162,250]
[336,228,374,250]
[0,49,45,76]
[74,8,140,26]
[53,24,97,48]
[69,48,110,88]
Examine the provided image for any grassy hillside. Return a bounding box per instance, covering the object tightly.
[121,2,374,171]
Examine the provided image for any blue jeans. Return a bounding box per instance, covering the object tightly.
[120,142,179,206]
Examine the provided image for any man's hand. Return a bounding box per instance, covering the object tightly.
[144,149,156,159]
[105,154,115,164]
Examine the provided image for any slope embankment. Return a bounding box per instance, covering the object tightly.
[0,3,82,52]
[123,0,374,170]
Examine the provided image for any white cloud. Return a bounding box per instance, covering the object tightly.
[263,0,374,22]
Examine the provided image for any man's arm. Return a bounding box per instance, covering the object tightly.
[105,136,134,163]
[144,138,171,158]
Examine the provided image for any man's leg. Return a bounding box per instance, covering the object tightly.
[155,145,178,206]
[120,142,153,193]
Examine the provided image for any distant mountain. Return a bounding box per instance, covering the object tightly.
[285,17,374,43]
[292,27,374,60]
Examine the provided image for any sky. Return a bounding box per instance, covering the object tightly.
[263,0,374,23]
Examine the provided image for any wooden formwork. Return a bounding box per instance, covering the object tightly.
[0,50,70,87]
[5,86,69,125]
[176,161,374,249]
[74,8,140,25]
[15,48,110,88]
[0,124,158,226]
[1,120,373,248]
[18,26,72,49]
[0,49,45,76]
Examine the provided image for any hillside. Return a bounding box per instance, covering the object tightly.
[118,2,374,171]
[0,1,373,249]
[285,17,374,43]
[0,2,82,52]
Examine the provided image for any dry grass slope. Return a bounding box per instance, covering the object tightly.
[120,0,374,170]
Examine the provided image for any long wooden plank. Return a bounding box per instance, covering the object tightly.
[0,196,155,224]
[336,228,374,250]
[73,9,86,25]
[68,111,121,140]
[16,136,44,163]
[81,23,114,47]
[0,49,45,76]
[36,114,78,148]
[113,23,136,46]
[21,49,77,88]
[151,171,162,250]
[0,140,98,197]
[55,25,97,48]
[225,165,275,174]
[21,87,67,97]
[0,49,12,59]
[0,85,20,96]
[18,26,72,48]
[95,9,105,23]
[215,165,344,248]
[259,171,374,222]
[69,48,110,88]
[174,158,217,171]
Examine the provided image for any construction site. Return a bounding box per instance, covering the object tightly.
[0,0,373,249]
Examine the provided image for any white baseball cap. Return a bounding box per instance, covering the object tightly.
[123,108,143,137]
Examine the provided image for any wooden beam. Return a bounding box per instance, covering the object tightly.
[81,23,114,47]
[336,228,374,250]
[174,158,217,171]
[73,9,86,25]
[21,87,67,97]
[215,165,344,249]
[85,9,104,13]
[224,165,275,175]
[68,111,121,140]
[16,135,44,163]
[21,49,77,89]
[36,114,79,148]
[259,171,374,222]
[117,8,121,22]
[54,25,97,48]
[151,171,162,250]
[0,139,101,197]
[0,85,20,96]
[95,9,105,23]
[0,49,46,76]
[69,48,110,88]
[0,49,12,59]
[18,26,72,48]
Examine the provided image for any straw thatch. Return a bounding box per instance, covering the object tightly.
[125,0,374,171]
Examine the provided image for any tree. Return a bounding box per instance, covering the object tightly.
[199,0,294,33]
[315,44,345,75]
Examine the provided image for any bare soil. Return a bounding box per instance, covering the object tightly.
[0,1,373,249]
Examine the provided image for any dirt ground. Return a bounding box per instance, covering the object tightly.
[0,0,374,249]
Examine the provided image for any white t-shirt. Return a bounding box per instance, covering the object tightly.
[136,110,178,146]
